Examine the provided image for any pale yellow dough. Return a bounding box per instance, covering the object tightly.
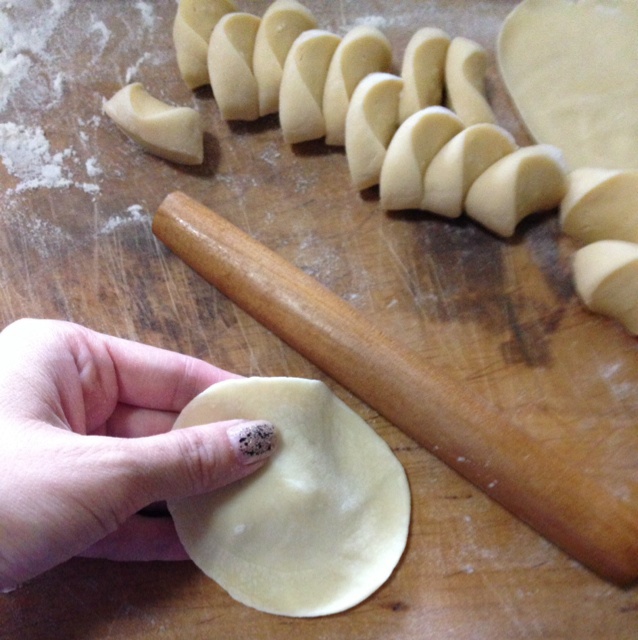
[104,83,204,165]
[498,0,638,171]
[379,106,463,211]
[208,12,261,121]
[167,377,411,618]
[422,123,517,218]
[560,169,638,245]
[445,37,496,127]
[279,29,341,144]
[322,26,392,146]
[465,144,567,237]
[172,0,237,90]
[345,72,403,190]
[252,0,317,117]
[573,240,638,334]
[399,27,450,124]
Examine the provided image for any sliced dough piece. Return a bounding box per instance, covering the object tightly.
[252,0,317,117]
[172,0,237,90]
[445,36,496,127]
[465,144,567,237]
[345,72,404,190]
[322,26,392,146]
[279,30,341,144]
[422,123,517,218]
[498,0,638,171]
[167,377,411,618]
[560,168,638,245]
[573,240,638,334]
[379,106,463,211]
[208,13,261,121]
[104,83,204,165]
[399,27,450,123]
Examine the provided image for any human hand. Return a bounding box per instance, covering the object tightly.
[0,319,276,591]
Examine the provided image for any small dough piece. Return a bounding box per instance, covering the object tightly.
[379,106,464,211]
[104,83,204,165]
[573,240,638,334]
[279,30,341,144]
[252,0,317,117]
[322,26,392,146]
[208,12,261,121]
[172,0,237,90]
[345,72,404,190]
[399,27,450,123]
[422,123,517,218]
[560,168,638,245]
[465,144,567,237]
[167,377,411,618]
[445,36,496,127]
[498,0,638,171]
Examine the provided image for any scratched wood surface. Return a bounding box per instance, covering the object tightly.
[0,1,637,638]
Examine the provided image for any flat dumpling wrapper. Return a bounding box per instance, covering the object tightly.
[167,377,411,618]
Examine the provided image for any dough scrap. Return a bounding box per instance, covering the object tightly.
[104,83,204,165]
[465,144,567,237]
[167,377,411,618]
[345,72,404,190]
[173,0,237,90]
[560,168,638,245]
[208,12,261,121]
[573,240,638,334]
[498,0,638,171]
[322,25,392,146]
[445,36,496,127]
[379,106,464,211]
[279,29,341,144]
[399,27,450,124]
[422,123,517,218]
[252,0,317,117]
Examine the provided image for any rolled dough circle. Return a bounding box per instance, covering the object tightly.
[167,377,411,617]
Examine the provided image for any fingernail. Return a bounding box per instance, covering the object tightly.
[227,420,277,465]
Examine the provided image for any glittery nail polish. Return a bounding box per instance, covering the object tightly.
[227,420,276,465]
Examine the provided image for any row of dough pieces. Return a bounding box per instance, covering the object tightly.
[105,0,567,238]
[103,0,638,335]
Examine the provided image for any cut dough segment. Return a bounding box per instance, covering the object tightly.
[498,0,638,171]
[399,27,450,123]
[252,0,317,117]
[322,26,392,146]
[465,144,567,237]
[104,83,204,165]
[573,240,638,334]
[422,123,517,218]
[345,72,404,190]
[560,168,638,245]
[445,37,496,127]
[167,377,411,618]
[173,0,237,90]
[208,12,261,121]
[279,29,341,144]
[379,106,463,211]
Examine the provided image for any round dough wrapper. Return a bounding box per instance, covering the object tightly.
[497,0,638,171]
[167,377,411,618]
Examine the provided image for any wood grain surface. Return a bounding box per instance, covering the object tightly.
[1,1,637,638]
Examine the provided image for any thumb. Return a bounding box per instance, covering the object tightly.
[123,419,277,509]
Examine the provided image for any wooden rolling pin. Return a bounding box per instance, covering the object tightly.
[154,191,638,586]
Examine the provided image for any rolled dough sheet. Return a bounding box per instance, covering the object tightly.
[497,0,638,171]
[167,377,411,618]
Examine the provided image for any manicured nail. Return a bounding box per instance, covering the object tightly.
[227,420,277,465]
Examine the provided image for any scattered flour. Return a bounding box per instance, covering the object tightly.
[99,204,147,235]
[0,122,100,195]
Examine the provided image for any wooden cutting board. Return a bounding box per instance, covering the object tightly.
[0,1,637,638]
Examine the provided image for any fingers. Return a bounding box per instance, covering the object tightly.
[119,419,278,508]
[79,514,189,562]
